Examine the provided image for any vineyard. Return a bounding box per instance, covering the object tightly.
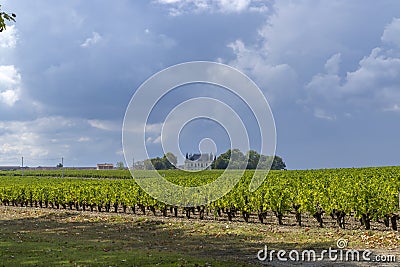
[0,167,399,231]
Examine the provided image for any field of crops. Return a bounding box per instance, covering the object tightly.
[0,167,399,231]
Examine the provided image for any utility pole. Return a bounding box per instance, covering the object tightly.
[21,156,24,176]
[61,157,64,178]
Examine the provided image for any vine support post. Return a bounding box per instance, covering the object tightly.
[61,157,64,178]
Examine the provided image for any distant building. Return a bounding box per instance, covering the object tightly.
[133,161,145,170]
[35,166,97,170]
[184,153,213,171]
[97,163,114,170]
[66,167,97,170]
[35,166,60,170]
[0,166,20,171]
[0,166,97,171]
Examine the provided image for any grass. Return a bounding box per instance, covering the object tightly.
[0,206,399,266]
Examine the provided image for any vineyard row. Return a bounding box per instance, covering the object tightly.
[0,167,399,230]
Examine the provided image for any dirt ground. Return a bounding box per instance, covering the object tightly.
[0,205,399,266]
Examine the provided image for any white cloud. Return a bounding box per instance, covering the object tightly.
[145,123,163,133]
[0,117,75,163]
[132,29,177,49]
[0,65,20,86]
[78,136,91,142]
[158,0,181,3]
[145,123,163,144]
[227,39,298,105]
[0,65,21,106]
[384,104,400,112]
[324,53,341,75]
[225,2,380,107]
[256,2,345,65]
[249,4,268,13]
[81,32,102,48]
[306,72,341,97]
[0,25,17,48]
[305,54,342,101]
[381,18,400,47]
[344,48,400,95]
[240,1,400,115]
[0,89,19,106]
[155,0,267,15]
[88,119,120,131]
[146,135,162,144]
[314,108,336,121]
[218,0,251,13]
[0,116,122,166]
[306,44,400,114]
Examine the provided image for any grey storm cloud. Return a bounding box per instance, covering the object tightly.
[0,0,400,168]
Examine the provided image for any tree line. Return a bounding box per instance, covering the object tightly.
[143,149,286,170]
[211,149,286,170]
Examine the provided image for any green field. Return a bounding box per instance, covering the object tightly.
[0,167,400,266]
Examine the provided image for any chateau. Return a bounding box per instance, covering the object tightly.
[184,153,214,170]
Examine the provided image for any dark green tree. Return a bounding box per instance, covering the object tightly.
[213,149,286,170]
[151,157,165,170]
[271,155,286,170]
[164,152,177,169]
[213,149,231,169]
[145,152,178,170]
[246,150,260,169]
[230,149,247,169]
[213,149,246,169]
[257,155,286,170]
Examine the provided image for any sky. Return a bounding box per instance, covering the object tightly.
[0,0,399,169]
